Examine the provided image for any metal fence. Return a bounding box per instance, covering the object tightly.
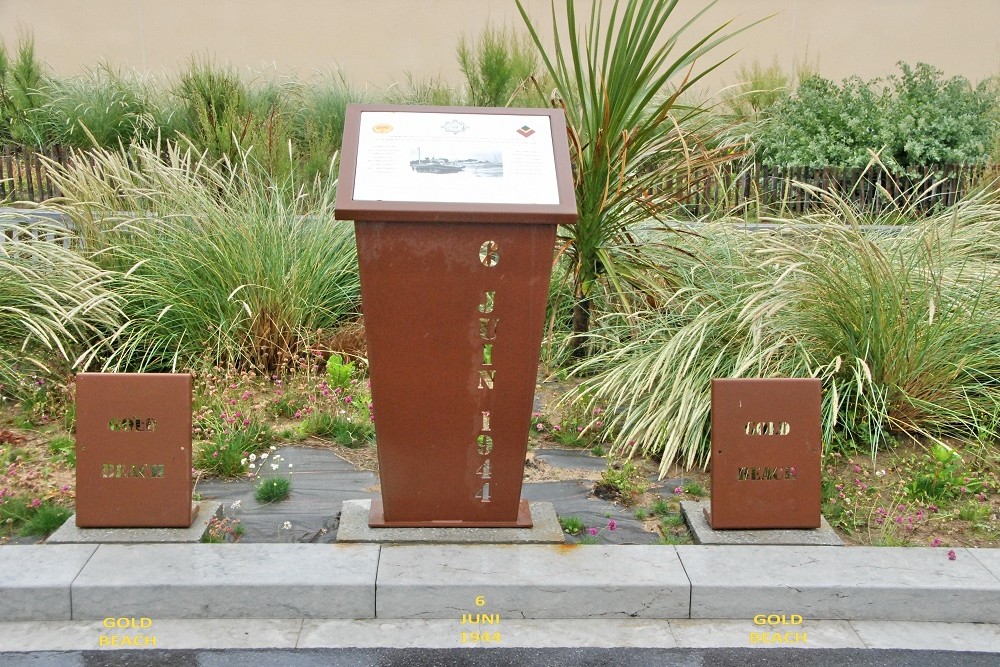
[0,143,988,216]
[670,163,986,218]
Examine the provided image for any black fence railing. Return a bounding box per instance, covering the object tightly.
[669,163,986,218]
[1,143,988,217]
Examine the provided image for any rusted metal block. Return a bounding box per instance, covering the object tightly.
[75,373,194,528]
[708,378,822,529]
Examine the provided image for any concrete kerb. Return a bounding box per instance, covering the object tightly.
[2,543,1000,623]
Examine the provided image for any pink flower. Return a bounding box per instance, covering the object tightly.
[608,520,617,531]
[947,550,957,561]
[61,485,71,493]
[29,498,41,508]
[673,486,684,495]
[240,391,252,400]
[294,410,302,419]
[931,537,942,547]
[588,528,598,536]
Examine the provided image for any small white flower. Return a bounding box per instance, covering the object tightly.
[282,521,292,530]
[271,463,279,470]
[249,463,256,469]
[261,453,269,460]
[248,453,256,462]
[269,445,277,450]
[288,464,293,468]
[875,469,887,478]
[240,458,248,465]
[230,500,242,510]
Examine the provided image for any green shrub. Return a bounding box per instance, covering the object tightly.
[0,35,52,146]
[457,23,540,107]
[255,476,291,503]
[759,62,996,170]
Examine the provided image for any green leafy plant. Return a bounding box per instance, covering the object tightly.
[325,354,354,389]
[682,482,706,497]
[649,496,671,517]
[558,515,585,534]
[595,460,646,505]
[255,476,291,503]
[47,436,76,467]
[516,0,750,355]
[905,443,980,502]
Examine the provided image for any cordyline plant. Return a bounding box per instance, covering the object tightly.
[516,0,754,356]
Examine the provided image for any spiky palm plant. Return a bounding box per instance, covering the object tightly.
[516,0,753,356]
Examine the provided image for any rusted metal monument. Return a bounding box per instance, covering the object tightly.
[336,104,576,527]
[75,373,195,527]
[708,378,822,529]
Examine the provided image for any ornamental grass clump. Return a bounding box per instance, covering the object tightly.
[0,216,120,399]
[573,184,1000,475]
[47,141,361,373]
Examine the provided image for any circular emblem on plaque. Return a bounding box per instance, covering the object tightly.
[372,124,394,134]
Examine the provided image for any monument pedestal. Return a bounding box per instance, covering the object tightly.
[337,500,564,544]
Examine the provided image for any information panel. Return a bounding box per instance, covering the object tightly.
[352,110,560,206]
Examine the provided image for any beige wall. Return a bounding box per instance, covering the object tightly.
[2,1,998,92]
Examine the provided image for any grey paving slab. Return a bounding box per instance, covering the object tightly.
[668,619,865,649]
[850,621,1000,652]
[46,502,222,544]
[681,500,843,546]
[0,619,303,651]
[71,543,380,619]
[0,545,97,621]
[299,619,677,648]
[336,499,564,544]
[376,544,688,619]
[680,545,1000,622]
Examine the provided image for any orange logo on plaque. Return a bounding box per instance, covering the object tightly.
[372,124,393,134]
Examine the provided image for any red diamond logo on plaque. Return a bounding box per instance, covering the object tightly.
[517,125,535,138]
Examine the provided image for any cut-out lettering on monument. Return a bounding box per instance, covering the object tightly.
[473,241,500,502]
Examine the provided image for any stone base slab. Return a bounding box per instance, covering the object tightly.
[47,502,222,544]
[681,501,843,546]
[337,499,564,544]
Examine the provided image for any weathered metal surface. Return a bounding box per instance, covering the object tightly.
[708,378,822,529]
[355,221,555,526]
[336,104,576,527]
[75,373,194,528]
